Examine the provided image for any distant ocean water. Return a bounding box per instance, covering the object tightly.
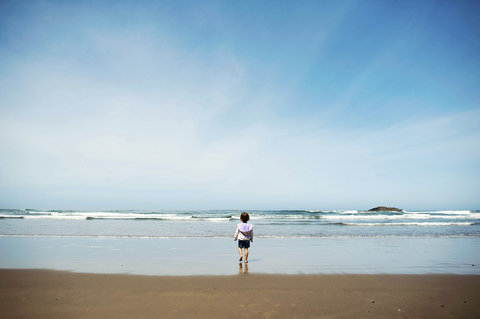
[1,209,479,238]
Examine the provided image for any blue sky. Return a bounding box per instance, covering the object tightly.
[0,0,479,210]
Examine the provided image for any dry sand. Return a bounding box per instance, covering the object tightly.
[1,269,479,318]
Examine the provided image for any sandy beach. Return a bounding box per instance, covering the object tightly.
[1,269,479,319]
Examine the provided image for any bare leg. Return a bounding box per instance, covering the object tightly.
[244,248,249,263]
[238,247,243,261]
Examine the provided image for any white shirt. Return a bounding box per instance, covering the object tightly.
[234,223,254,242]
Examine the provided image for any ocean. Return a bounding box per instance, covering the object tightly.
[1,208,479,238]
[1,209,480,275]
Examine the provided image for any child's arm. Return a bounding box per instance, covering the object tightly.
[234,226,239,241]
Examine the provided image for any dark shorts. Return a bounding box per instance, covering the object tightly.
[238,240,250,249]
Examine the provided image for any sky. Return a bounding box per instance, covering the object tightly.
[0,0,479,210]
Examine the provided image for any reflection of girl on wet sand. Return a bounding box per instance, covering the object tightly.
[239,262,248,274]
[234,212,254,263]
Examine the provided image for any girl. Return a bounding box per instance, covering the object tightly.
[234,212,254,263]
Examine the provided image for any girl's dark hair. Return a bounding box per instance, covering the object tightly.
[240,212,250,222]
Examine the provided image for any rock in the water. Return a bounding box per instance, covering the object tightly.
[368,206,402,212]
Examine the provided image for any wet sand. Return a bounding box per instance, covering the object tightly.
[1,269,479,318]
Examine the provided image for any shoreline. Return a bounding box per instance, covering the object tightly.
[2,234,480,237]
[1,269,479,318]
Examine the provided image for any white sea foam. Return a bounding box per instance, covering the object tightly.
[335,210,359,214]
[1,209,479,238]
[342,222,475,226]
[324,213,480,220]
[7,211,480,221]
[323,214,418,220]
[405,210,472,215]
[18,212,235,221]
[23,215,86,220]
[197,217,232,222]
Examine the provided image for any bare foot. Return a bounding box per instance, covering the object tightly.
[245,260,248,263]
[239,256,243,261]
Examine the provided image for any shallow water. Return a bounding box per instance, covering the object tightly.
[1,236,479,275]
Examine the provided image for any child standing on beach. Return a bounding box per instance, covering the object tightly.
[234,212,254,263]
